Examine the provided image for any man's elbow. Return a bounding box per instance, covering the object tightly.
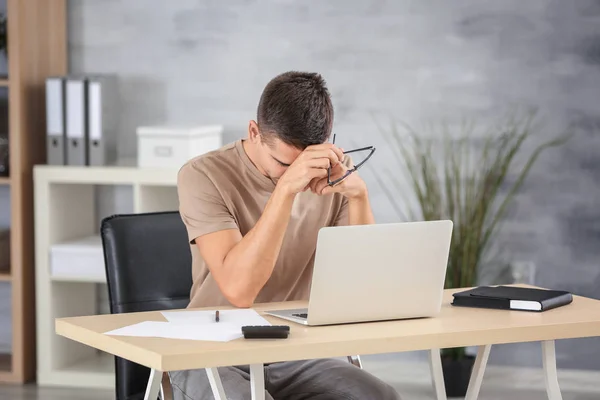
[229,297,254,308]
[221,284,256,308]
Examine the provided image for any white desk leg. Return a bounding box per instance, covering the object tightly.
[250,363,266,400]
[464,344,492,400]
[428,348,447,400]
[205,367,227,400]
[144,368,162,400]
[347,355,363,368]
[542,340,563,400]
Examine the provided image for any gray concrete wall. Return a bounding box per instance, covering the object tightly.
[5,0,600,369]
[67,0,600,370]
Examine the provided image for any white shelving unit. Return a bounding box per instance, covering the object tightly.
[33,164,180,388]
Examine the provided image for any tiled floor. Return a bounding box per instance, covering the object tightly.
[1,357,599,400]
[0,384,598,400]
[366,355,600,399]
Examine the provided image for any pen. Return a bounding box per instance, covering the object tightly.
[215,310,219,322]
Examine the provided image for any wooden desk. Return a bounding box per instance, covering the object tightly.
[56,287,600,400]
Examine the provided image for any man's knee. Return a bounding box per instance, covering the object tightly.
[372,380,401,400]
[351,371,400,400]
[320,361,400,400]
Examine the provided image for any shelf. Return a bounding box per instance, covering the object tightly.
[34,164,179,186]
[0,272,10,282]
[38,352,114,389]
[51,274,106,284]
[0,177,9,185]
[0,79,8,87]
[35,163,181,387]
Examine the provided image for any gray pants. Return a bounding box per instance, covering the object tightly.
[169,358,401,400]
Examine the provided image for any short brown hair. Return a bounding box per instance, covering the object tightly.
[257,71,334,149]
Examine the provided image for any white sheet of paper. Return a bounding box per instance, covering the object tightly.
[103,309,271,342]
[104,320,242,342]
[105,321,171,337]
[161,309,271,327]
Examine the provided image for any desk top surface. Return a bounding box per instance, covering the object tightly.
[55,286,600,371]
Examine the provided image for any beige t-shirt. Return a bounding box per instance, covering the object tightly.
[177,139,349,309]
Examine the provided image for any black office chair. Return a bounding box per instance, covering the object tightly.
[101,211,193,400]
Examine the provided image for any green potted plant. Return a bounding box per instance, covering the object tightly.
[374,110,569,397]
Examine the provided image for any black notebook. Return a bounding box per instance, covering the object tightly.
[452,285,573,312]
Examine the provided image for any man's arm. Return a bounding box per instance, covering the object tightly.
[194,185,294,307]
[180,144,343,308]
[348,189,375,225]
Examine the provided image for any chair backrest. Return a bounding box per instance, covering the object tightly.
[101,211,193,400]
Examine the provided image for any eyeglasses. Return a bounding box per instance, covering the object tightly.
[327,134,376,186]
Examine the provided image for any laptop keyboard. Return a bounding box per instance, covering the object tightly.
[292,313,308,319]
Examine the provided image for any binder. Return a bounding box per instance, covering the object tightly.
[65,76,88,166]
[451,285,573,312]
[45,77,66,165]
[86,75,118,166]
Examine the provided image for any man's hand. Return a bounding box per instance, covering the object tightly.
[310,161,368,199]
[277,144,345,196]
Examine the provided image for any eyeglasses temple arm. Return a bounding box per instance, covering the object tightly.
[351,147,376,170]
[343,146,374,155]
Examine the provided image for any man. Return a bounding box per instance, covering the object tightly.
[173,71,400,400]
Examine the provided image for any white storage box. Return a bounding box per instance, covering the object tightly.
[50,235,105,282]
[137,124,223,169]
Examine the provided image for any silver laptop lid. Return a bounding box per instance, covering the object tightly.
[306,220,453,325]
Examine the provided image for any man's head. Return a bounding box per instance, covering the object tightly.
[246,71,334,179]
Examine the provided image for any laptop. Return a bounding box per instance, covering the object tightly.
[264,220,453,326]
